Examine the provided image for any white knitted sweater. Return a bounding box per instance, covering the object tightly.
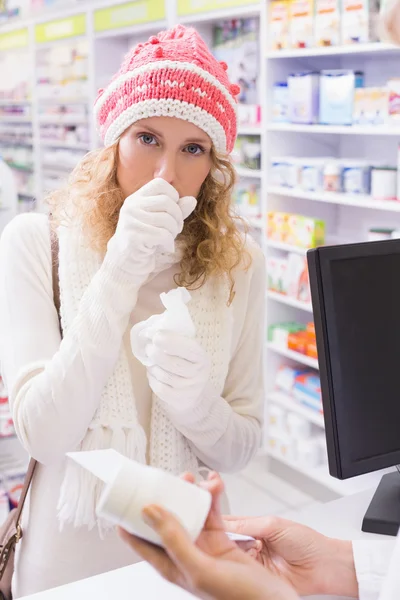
[0,213,265,596]
[56,224,233,530]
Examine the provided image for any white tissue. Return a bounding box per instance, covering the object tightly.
[131,287,196,367]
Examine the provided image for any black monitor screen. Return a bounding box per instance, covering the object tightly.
[308,241,400,479]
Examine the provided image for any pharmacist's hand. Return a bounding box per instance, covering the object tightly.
[145,331,211,409]
[119,473,298,600]
[223,515,358,598]
[106,178,196,277]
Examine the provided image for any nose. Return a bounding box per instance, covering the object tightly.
[154,152,177,186]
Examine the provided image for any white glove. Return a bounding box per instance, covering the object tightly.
[106,178,196,279]
[144,330,211,410]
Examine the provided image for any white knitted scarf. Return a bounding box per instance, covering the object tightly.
[56,225,233,531]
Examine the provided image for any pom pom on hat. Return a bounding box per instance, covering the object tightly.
[94,25,238,153]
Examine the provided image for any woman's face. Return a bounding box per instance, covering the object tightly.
[117,116,213,199]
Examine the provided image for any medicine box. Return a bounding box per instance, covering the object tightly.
[269,0,290,50]
[341,0,380,44]
[286,214,326,248]
[319,70,364,126]
[353,87,389,125]
[315,0,341,46]
[288,72,320,124]
[388,79,400,123]
[290,0,314,48]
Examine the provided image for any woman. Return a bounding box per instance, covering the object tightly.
[0,25,265,597]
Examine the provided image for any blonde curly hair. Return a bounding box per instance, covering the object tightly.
[47,142,250,302]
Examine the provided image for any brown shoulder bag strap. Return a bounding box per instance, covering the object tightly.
[50,224,61,320]
[14,221,61,534]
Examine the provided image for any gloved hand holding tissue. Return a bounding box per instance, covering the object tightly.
[131,288,211,410]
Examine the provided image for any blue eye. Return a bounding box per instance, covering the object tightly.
[139,134,157,145]
[185,144,204,155]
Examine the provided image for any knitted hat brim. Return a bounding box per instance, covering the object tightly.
[94,60,237,153]
[101,98,227,153]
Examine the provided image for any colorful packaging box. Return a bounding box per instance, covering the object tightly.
[293,373,323,412]
[267,211,290,241]
[237,104,262,127]
[288,72,320,124]
[319,70,364,126]
[353,87,389,125]
[290,0,314,48]
[341,0,380,44]
[341,161,371,194]
[315,0,341,46]
[269,0,291,50]
[275,365,312,393]
[267,257,289,294]
[286,254,311,302]
[268,322,306,347]
[272,83,289,122]
[388,79,400,123]
[286,214,326,248]
[270,158,290,186]
[301,159,325,191]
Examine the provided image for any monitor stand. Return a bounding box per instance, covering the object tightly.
[362,472,400,536]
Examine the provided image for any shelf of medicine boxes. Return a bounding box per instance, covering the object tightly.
[265,42,400,60]
[266,240,307,255]
[267,290,313,313]
[267,186,400,213]
[267,343,319,370]
[269,389,324,428]
[36,43,91,197]
[263,36,400,492]
[266,123,400,136]
[268,445,394,496]
[177,2,261,25]
[235,166,262,179]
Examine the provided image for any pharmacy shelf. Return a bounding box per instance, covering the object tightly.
[0,117,31,124]
[0,141,33,148]
[267,290,313,313]
[238,126,262,136]
[41,141,89,151]
[266,240,307,255]
[269,390,324,427]
[242,216,264,229]
[266,42,400,59]
[0,100,31,106]
[94,20,167,40]
[268,447,387,496]
[178,4,260,25]
[267,123,400,136]
[39,98,88,105]
[236,166,262,178]
[267,342,319,370]
[268,186,400,212]
[39,117,88,126]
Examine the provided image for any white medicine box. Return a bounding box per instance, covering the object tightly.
[315,0,341,46]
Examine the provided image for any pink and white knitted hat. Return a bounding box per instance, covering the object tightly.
[94,24,239,154]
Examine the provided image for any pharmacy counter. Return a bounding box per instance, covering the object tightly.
[22,487,388,600]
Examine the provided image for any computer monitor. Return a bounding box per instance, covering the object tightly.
[307,240,400,536]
